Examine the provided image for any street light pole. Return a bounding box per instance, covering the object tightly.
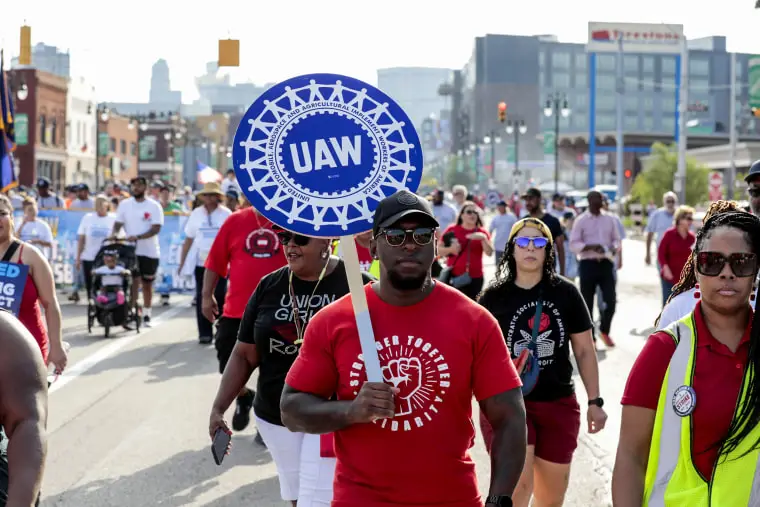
[507,120,527,193]
[544,94,571,194]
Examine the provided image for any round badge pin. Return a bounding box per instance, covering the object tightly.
[232,73,424,238]
[672,385,697,417]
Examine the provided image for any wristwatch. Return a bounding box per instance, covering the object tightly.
[588,397,604,408]
[485,495,513,506]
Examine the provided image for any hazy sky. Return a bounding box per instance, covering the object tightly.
[4,0,758,103]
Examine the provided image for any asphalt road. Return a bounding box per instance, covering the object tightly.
[39,238,662,506]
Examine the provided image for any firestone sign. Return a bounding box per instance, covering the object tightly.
[586,22,684,54]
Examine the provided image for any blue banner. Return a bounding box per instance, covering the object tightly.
[0,261,28,315]
[16,210,195,293]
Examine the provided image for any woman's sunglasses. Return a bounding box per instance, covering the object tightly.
[514,236,549,249]
[277,231,311,246]
[696,251,758,277]
[377,227,435,247]
[463,209,478,216]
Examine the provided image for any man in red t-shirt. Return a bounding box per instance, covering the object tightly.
[281,189,526,507]
[202,206,287,434]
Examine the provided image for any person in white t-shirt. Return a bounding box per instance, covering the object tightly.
[220,169,240,195]
[75,196,120,299]
[111,177,164,327]
[68,183,96,210]
[179,182,232,344]
[16,198,54,259]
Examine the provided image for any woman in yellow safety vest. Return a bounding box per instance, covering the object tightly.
[612,210,760,506]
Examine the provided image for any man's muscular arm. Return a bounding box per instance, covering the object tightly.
[0,312,48,507]
[479,388,527,501]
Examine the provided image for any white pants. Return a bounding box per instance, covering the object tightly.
[255,416,336,505]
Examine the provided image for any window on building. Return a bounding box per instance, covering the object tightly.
[624,55,639,74]
[539,70,545,87]
[643,116,654,131]
[641,77,654,91]
[598,75,616,91]
[39,115,46,144]
[575,53,587,70]
[625,115,639,130]
[574,94,588,109]
[689,77,710,94]
[690,58,709,76]
[51,119,57,146]
[120,139,127,154]
[598,54,616,72]
[68,123,72,148]
[662,56,676,75]
[539,51,546,68]
[110,137,116,152]
[625,96,638,111]
[662,96,676,112]
[643,97,654,110]
[552,72,571,88]
[597,94,616,110]
[662,116,676,133]
[131,142,137,156]
[643,56,655,73]
[597,114,615,130]
[573,112,587,129]
[553,51,571,69]
[575,73,587,88]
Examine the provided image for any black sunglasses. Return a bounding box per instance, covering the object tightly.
[696,252,758,277]
[277,231,311,247]
[377,227,435,247]
[749,188,760,198]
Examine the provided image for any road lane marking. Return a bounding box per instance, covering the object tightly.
[49,304,191,394]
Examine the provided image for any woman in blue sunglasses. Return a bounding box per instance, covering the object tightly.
[478,217,606,507]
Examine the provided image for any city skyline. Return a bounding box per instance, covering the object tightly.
[4,0,759,104]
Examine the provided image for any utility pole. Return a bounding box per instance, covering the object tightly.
[615,36,625,212]
[675,39,689,204]
[728,52,737,200]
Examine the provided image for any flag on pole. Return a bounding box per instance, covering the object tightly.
[196,160,222,184]
[0,50,18,192]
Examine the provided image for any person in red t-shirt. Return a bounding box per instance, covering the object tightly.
[656,205,696,306]
[613,211,760,505]
[202,207,287,435]
[438,200,494,300]
[281,189,525,507]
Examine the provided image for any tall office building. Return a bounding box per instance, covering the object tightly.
[11,43,70,78]
[149,59,181,107]
[377,67,452,132]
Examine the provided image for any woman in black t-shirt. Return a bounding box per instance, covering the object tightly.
[478,217,607,507]
[208,227,373,507]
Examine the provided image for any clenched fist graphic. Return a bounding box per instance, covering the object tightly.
[381,357,423,417]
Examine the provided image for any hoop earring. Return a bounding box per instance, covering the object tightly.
[694,283,700,299]
[321,250,329,259]
[751,282,758,302]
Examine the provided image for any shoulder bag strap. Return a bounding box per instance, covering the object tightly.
[464,240,471,273]
[528,290,544,353]
[2,240,21,262]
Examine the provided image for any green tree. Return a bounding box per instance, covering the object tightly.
[630,142,709,206]
[445,157,475,188]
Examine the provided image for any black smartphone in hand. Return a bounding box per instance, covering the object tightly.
[211,428,231,466]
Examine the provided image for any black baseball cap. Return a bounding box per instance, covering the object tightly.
[372,189,439,237]
[36,177,51,188]
[130,176,147,185]
[522,188,542,199]
[746,160,760,183]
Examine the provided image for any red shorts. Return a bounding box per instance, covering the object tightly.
[480,394,580,465]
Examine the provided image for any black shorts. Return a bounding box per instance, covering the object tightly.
[134,256,159,281]
[215,317,241,374]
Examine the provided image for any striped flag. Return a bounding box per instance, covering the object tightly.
[196,160,222,184]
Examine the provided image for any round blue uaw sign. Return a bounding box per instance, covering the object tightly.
[233,73,424,237]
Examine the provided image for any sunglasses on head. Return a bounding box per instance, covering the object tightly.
[696,251,758,277]
[277,231,311,246]
[514,236,549,249]
[377,227,435,247]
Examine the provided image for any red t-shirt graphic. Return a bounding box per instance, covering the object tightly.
[286,282,521,507]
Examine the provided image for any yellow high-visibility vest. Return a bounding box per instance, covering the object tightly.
[643,314,760,507]
[332,240,379,279]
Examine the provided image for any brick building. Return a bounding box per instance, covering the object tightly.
[97,112,139,185]
[8,69,68,190]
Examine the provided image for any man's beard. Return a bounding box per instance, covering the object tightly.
[133,191,145,199]
[388,269,428,291]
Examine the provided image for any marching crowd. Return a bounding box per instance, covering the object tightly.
[5,160,760,506]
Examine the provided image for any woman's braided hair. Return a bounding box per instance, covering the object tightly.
[654,200,744,328]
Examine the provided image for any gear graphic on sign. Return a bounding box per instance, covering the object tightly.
[234,76,421,235]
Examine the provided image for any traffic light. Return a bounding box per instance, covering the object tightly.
[624,169,632,179]
[498,102,507,123]
[753,107,760,118]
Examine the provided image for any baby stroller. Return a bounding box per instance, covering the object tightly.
[87,240,141,337]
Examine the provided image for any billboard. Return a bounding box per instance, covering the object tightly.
[587,22,684,53]
[748,56,760,109]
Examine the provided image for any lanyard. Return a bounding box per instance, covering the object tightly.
[289,258,330,345]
